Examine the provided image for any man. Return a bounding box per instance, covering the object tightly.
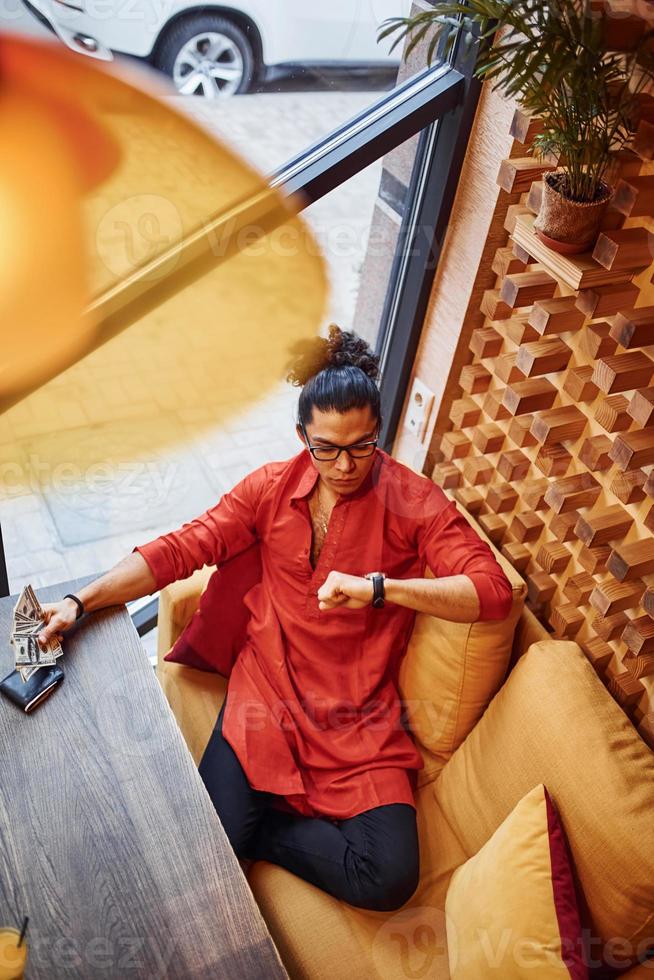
[37,328,513,912]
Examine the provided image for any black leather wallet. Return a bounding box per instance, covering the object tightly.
[0,662,64,713]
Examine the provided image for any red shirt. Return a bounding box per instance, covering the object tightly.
[134,447,513,820]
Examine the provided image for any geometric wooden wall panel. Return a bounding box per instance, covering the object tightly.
[432,109,654,735]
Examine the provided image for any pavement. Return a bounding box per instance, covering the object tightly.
[1,26,387,663]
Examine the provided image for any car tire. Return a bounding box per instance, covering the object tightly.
[154,14,256,97]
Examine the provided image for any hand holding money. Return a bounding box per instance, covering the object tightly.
[11,584,65,683]
[37,599,79,649]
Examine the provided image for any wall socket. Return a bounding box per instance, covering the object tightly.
[404,377,435,442]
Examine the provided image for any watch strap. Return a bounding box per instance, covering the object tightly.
[64,594,85,620]
[366,572,385,608]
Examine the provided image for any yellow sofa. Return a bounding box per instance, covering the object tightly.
[155,505,654,979]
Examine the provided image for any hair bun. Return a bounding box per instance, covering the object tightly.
[286,323,380,387]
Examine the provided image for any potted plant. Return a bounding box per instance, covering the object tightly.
[380,1,654,254]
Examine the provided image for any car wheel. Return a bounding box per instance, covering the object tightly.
[154,15,255,97]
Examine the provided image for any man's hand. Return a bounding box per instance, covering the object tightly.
[36,599,78,649]
[316,571,373,610]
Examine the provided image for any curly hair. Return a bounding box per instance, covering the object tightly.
[285,324,381,427]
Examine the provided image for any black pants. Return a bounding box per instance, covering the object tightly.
[198,696,420,912]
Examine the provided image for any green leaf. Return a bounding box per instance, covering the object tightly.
[381,0,654,199]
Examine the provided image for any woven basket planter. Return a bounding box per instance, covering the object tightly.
[534,170,613,254]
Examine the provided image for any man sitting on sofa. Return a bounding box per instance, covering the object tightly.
[36,324,513,913]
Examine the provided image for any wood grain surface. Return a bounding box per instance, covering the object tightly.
[0,576,287,979]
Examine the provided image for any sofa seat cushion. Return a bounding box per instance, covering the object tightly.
[433,639,654,973]
[398,503,527,788]
[247,781,467,980]
[157,662,464,978]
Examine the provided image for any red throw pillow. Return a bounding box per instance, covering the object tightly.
[163,541,262,676]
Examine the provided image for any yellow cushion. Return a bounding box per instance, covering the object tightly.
[445,784,583,978]
[247,779,467,979]
[434,639,654,971]
[398,504,527,787]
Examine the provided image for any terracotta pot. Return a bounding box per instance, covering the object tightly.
[534,170,613,254]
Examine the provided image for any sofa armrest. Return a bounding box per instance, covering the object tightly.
[156,565,215,671]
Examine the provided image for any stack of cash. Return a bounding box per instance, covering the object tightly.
[11,584,63,682]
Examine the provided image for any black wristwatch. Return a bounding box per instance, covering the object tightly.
[365,572,385,609]
[63,593,85,620]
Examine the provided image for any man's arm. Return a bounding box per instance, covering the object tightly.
[316,570,481,621]
[130,464,268,593]
[317,491,514,621]
[414,494,514,622]
[76,552,158,613]
[37,552,158,648]
[36,464,269,649]
[384,574,480,622]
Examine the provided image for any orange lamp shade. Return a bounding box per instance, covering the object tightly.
[0,35,327,500]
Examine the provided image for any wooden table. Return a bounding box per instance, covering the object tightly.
[0,576,288,979]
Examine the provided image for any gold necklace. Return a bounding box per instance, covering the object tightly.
[312,483,331,536]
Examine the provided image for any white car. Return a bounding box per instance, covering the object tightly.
[21,0,411,97]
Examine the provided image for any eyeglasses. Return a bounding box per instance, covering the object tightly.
[300,421,379,462]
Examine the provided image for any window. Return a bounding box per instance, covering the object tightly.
[0,11,482,660]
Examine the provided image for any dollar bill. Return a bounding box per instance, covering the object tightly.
[12,622,40,636]
[14,632,62,661]
[13,586,42,623]
[13,634,56,667]
[14,611,35,625]
[11,584,63,683]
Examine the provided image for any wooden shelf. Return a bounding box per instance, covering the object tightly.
[512,214,635,290]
